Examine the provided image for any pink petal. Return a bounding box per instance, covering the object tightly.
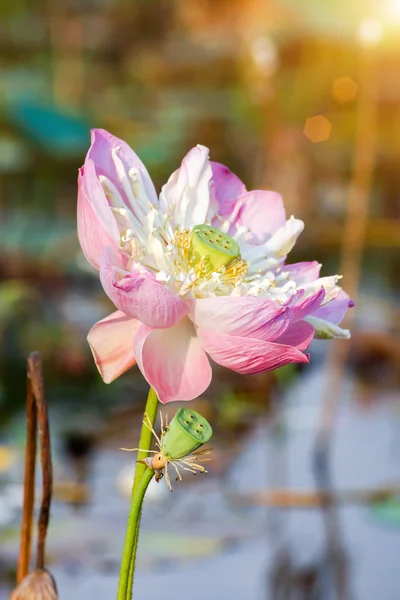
[160,145,212,229]
[77,162,119,270]
[289,288,325,322]
[189,296,292,342]
[198,329,309,374]
[88,311,141,383]
[100,247,188,328]
[134,318,212,403]
[88,129,158,206]
[210,161,247,215]
[235,190,287,244]
[209,166,286,244]
[274,321,315,351]
[312,290,353,325]
[285,261,321,285]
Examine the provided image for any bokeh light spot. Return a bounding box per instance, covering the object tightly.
[358,18,383,46]
[331,76,359,105]
[0,446,16,472]
[303,115,332,143]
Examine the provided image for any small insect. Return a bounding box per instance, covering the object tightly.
[121,407,213,492]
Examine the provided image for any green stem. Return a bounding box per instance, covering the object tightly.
[117,387,158,600]
[116,468,154,600]
[132,387,158,497]
[126,528,139,598]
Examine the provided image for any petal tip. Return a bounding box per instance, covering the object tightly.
[196,143,210,154]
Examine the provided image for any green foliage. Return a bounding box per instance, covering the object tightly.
[0,280,38,320]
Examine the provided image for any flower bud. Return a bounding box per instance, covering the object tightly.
[9,569,58,600]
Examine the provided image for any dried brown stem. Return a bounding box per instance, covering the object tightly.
[237,484,400,508]
[27,353,53,571]
[16,352,53,584]
[17,369,37,584]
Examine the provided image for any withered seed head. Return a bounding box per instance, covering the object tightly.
[151,453,166,470]
[9,569,58,600]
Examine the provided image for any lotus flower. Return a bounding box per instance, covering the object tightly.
[77,129,353,403]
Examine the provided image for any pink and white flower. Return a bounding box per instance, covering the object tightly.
[78,129,353,403]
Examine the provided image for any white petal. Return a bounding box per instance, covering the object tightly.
[305,315,351,339]
[147,235,170,271]
[301,276,341,303]
[263,216,304,258]
[160,145,212,229]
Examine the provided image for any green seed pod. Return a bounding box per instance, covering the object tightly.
[190,224,240,270]
[161,408,213,460]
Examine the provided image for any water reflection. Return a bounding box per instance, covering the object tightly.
[1,365,399,599]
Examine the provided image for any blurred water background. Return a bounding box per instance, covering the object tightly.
[0,1,400,599]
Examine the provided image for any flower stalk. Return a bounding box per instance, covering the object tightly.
[117,468,154,600]
[117,386,158,600]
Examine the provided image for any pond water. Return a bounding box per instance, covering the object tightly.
[1,368,399,600]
